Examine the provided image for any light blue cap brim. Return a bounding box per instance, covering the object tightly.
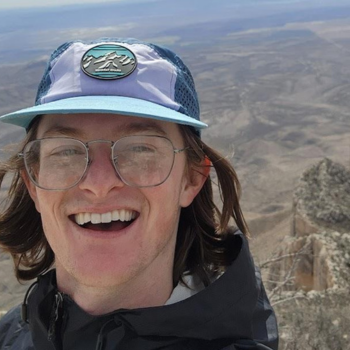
[0,96,208,130]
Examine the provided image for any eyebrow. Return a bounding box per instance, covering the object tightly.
[41,126,84,138]
[40,120,168,139]
[119,121,167,136]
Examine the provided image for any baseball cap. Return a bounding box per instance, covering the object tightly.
[0,38,207,132]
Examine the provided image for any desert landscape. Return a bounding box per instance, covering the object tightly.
[0,0,350,347]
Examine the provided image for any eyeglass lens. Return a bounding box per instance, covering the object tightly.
[23,136,177,190]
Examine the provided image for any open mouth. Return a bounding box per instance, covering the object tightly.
[72,209,138,232]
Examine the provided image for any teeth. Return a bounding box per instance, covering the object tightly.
[74,209,136,225]
[101,212,112,223]
[84,212,90,223]
[120,209,125,221]
[76,213,85,225]
[112,210,119,221]
[91,213,101,224]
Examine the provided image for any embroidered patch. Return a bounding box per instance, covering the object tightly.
[81,44,137,80]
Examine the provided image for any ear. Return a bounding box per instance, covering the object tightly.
[179,157,211,208]
[21,170,42,213]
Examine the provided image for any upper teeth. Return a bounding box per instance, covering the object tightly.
[74,209,136,226]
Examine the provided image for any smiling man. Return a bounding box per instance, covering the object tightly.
[0,38,278,350]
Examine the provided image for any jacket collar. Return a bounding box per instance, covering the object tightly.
[26,233,260,350]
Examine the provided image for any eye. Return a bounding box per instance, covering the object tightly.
[130,145,156,153]
[49,147,85,157]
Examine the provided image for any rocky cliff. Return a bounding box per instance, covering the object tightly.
[293,158,350,235]
[267,158,350,350]
[269,158,350,293]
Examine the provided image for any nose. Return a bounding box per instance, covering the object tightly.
[78,143,125,197]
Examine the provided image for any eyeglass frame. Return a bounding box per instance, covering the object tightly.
[18,135,188,191]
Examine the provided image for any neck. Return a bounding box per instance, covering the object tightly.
[55,259,174,315]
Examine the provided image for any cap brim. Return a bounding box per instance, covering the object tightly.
[0,96,208,130]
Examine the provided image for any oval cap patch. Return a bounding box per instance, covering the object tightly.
[81,44,137,80]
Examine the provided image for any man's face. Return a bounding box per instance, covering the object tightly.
[24,113,204,294]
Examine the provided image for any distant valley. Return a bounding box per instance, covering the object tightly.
[1,0,350,310]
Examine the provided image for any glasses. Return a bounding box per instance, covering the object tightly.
[19,135,187,190]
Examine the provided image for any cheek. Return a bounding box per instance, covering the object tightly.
[36,193,70,255]
[143,177,183,227]
[35,191,64,228]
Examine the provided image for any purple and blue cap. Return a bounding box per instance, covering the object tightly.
[0,38,207,133]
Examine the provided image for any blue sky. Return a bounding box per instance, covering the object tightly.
[2,0,349,10]
[0,0,153,10]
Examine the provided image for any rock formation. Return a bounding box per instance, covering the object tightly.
[268,158,350,293]
[293,158,350,235]
[260,158,350,350]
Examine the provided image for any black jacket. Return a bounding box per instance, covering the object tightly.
[0,233,278,350]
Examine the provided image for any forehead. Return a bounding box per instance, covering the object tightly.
[36,113,183,140]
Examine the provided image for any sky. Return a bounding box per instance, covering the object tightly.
[0,0,152,10]
[2,0,350,10]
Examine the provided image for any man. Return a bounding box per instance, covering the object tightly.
[0,38,278,350]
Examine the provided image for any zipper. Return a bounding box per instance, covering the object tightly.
[95,319,116,350]
[48,291,64,343]
[21,280,38,323]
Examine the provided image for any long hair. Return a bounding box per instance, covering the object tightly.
[0,118,54,281]
[0,119,248,284]
[174,125,248,286]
